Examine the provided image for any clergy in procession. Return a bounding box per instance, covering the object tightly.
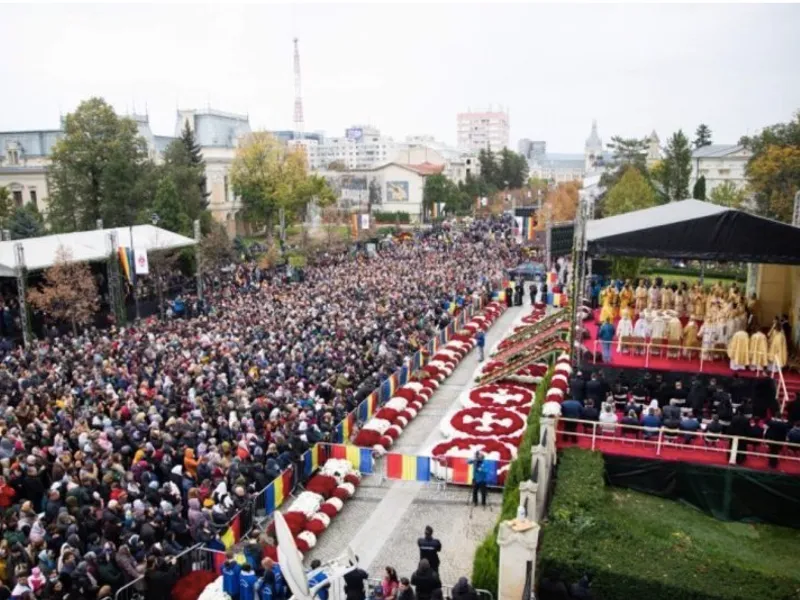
[674,287,687,318]
[727,329,750,371]
[749,330,769,371]
[768,316,789,373]
[698,315,720,361]
[599,284,617,323]
[690,285,706,321]
[633,310,651,355]
[683,319,700,358]
[661,284,674,312]
[617,307,634,353]
[666,310,683,358]
[619,281,634,314]
[635,280,648,314]
[647,282,661,311]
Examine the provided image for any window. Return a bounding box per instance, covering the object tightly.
[29,189,37,206]
[6,148,19,165]
[718,169,730,176]
[12,190,22,207]
[223,175,229,202]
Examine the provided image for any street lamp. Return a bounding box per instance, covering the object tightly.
[150,214,164,319]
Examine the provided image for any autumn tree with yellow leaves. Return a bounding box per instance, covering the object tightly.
[538,181,580,228]
[230,132,336,235]
[740,110,800,222]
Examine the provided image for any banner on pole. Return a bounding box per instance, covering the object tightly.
[134,249,149,275]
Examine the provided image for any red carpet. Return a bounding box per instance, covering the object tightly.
[583,310,800,398]
[556,421,800,476]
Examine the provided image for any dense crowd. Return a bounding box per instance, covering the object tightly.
[0,217,521,600]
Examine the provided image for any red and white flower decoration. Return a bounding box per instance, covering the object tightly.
[462,384,534,411]
[443,406,526,439]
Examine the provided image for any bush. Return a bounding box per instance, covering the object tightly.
[471,366,553,596]
[374,211,411,224]
[538,449,800,599]
[641,265,745,282]
[377,226,397,236]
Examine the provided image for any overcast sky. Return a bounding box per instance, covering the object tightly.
[1,3,799,152]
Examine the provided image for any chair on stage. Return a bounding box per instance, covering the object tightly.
[619,335,633,355]
[650,337,667,358]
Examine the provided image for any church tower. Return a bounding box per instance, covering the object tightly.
[584,119,603,171]
[646,130,661,166]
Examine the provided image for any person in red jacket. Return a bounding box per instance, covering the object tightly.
[0,476,15,509]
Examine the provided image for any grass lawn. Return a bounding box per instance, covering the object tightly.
[538,449,800,599]
[646,270,745,287]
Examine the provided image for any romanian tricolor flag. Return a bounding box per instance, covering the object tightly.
[385,453,431,482]
[525,217,535,241]
[265,467,294,515]
[303,444,325,478]
[448,457,501,485]
[357,391,380,423]
[329,443,373,474]
[220,513,241,549]
[336,412,356,443]
[118,247,134,284]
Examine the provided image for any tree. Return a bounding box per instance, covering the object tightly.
[159,136,209,229]
[692,175,707,200]
[744,145,800,221]
[423,174,457,219]
[660,130,693,201]
[499,148,529,189]
[604,167,658,280]
[230,132,332,234]
[8,203,45,239]
[600,136,650,189]
[708,181,747,209]
[604,166,658,217]
[327,160,347,171]
[694,124,713,149]
[0,187,13,228]
[151,177,191,234]
[199,225,235,271]
[740,110,800,221]
[541,182,580,226]
[28,246,99,335]
[180,120,209,204]
[477,148,499,190]
[47,97,153,232]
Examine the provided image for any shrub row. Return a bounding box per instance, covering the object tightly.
[641,265,746,282]
[471,366,553,596]
[373,211,411,224]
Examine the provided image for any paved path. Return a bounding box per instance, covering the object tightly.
[306,300,528,585]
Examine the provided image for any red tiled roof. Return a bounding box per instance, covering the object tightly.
[404,162,445,176]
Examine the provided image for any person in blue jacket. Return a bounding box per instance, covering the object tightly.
[272,559,287,600]
[222,551,242,600]
[476,331,486,362]
[468,451,488,507]
[257,558,276,600]
[308,559,330,600]
[240,563,259,600]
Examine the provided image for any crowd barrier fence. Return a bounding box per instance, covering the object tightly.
[381,452,511,488]
[556,416,800,469]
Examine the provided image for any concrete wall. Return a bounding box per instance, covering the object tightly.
[756,264,793,326]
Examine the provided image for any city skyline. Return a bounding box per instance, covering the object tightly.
[1,3,799,152]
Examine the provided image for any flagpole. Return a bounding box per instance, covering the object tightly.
[130,224,140,321]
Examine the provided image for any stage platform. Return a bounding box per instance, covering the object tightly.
[582,309,800,398]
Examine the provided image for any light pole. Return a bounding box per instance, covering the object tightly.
[151,214,164,319]
[129,224,140,321]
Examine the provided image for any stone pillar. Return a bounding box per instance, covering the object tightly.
[497,519,540,600]
[519,480,538,520]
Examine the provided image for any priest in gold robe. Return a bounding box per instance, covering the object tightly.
[727,330,750,371]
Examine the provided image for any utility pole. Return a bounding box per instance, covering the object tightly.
[14,243,30,348]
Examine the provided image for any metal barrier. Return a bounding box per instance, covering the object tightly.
[555,416,800,469]
[592,338,741,372]
[381,452,511,488]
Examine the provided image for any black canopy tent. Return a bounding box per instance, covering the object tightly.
[585,199,800,265]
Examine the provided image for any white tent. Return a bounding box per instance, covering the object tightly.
[0,225,197,277]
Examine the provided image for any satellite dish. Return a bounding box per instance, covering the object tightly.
[274,512,311,600]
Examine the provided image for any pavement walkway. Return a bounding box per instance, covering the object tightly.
[305,299,529,586]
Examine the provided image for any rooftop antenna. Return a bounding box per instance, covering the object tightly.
[293,37,305,140]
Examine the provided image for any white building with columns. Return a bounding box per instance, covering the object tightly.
[690,144,751,194]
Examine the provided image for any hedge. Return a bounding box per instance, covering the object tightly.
[471,366,553,596]
[373,211,411,224]
[641,265,746,282]
[538,448,800,599]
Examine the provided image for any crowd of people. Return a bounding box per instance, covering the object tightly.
[0,217,523,600]
[561,369,799,468]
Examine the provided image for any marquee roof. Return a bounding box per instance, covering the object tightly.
[0,225,196,277]
[586,199,800,265]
